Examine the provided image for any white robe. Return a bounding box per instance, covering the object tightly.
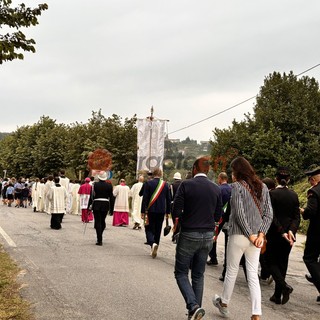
[113,185,130,212]
[69,183,80,215]
[130,182,143,225]
[48,185,68,214]
[44,180,55,214]
[32,181,44,211]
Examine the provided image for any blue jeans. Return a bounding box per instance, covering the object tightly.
[174,231,214,312]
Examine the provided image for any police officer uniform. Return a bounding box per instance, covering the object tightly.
[301,166,320,302]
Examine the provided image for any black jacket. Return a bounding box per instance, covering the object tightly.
[172,174,222,232]
[267,186,300,241]
[89,180,113,211]
[141,178,171,214]
[303,182,320,242]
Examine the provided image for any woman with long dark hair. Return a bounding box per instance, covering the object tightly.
[213,156,273,320]
[266,167,300,305]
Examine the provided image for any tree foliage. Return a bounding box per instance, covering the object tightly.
[0,0,48,64]
[0,112,137,181]
[211,72,320,180]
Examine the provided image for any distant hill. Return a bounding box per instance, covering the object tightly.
[0,132,11,140]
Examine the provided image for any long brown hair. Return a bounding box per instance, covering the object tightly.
[231,156,263,199]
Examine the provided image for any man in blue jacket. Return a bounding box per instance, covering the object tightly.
[173,156,222,320]
[141,167,171,258]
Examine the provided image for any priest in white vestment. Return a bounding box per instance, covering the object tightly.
[129,175,144,229]
[112,179,130,226]
[47,177,68,229]
[44,176,55,214]
[69,180,81,215]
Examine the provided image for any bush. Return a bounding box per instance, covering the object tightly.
[292,179,310,234]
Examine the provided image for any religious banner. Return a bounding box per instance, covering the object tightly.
[136,117,167,175]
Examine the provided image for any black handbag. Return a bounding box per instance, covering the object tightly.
[163,216,171,236]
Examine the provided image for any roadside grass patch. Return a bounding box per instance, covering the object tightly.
[0,245,33,320]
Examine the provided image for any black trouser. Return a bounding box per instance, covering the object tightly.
[266,237,292,298]
[259,253,270,280]
[93,209,108,243]
[51,213,63,229]
[303,237,320,293]
[221,230,228,277]
[146,211,165,247]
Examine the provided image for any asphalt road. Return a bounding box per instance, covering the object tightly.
[0,204,319,320]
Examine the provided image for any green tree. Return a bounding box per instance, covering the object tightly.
[0,0,48,64]
[254,72,320,177]
[33,123,68,177]
[64,122,90,178]
[211,72,320,178]
[0,116,65,177]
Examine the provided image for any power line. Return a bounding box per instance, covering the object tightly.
[169,63,320,135]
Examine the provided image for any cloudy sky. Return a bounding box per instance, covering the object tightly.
[1,0,319,142]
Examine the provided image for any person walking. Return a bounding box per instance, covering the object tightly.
[266,167,300,305]
[173,156,222,320]
[130,175,144,229]
[13,178,23,208]
[1,178,9,205]
[139,171,153,245]
[31,178,41,212]
[59,169,70,192]
[78,177,93,223]
[21,183,30,208]
[44,175,55,214]
[69,180,81,215]
[47,176,68,230]
[207,171,232,266]
[5,182,14,207]
[112,179,130,226]
[259,177,276,284]
[170,172,182,242]
[141,168,171,258]
[213,156,273,320]
[300,166,320,303]
[89,172,113,245]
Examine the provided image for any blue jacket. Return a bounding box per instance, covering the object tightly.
[172,174,223,232]
[141,178,171,214]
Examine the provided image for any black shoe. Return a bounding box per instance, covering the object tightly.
[305,274,313,283]
[207,259,218,266]
[96,242,102,246]
[282,284,293,305]
[270,295,281,304]
[219,275,225,282]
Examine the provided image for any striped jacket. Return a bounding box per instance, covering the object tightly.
[228,181,273,238]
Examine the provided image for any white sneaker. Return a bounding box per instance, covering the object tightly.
[151,243,158,258]
[213,294,229,318]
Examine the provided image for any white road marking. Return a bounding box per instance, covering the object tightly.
[0,226,17,247]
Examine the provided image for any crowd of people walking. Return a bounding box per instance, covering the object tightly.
[0,157,319,320]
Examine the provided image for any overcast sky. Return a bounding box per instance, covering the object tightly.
[1,0,319,142]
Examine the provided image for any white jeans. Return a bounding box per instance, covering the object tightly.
[221,234,262,315]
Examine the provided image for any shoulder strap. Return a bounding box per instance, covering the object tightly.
[239,181,263,216]
[147,179,166,209]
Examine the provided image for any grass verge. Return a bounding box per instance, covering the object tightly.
[0,244,33,320]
